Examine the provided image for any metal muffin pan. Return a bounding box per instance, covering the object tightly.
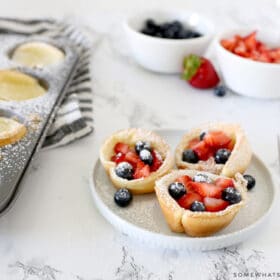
[0,34,80,213]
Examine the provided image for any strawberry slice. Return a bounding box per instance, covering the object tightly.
[150,150,163,172]
[204,197,229,212]
[214,178,234,189]
[192,141,212,161]
[133,163,150,179]
[204,131,232,150]
[243,31,257,51]
[125,151,140,167]
[111,152,126,163]
[175,175,192,187]
[114,143,130,154]
[187,138,200,149]
[177,192,203,210]
[189,182,223,198]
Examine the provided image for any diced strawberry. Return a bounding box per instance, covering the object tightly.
[111,152,126,163]
[243,31,257,51]
[192,141,212,161]
[133,163,150,179]
[177,192,202,210]
[150,150,163,172]
[204,131,232,150]
[221,38,237,52]
[190,182,223,198]
[187,138,200,149]
[125,151,140,167]
[204,197,229,212]
[114,143,130,154]
[175,175,192,187]
[214,178,234,189]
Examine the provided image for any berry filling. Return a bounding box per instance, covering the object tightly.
[168,174,241,212]
[182,130,234,164]
[112,141,163,180]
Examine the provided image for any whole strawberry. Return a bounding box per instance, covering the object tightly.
[182,54,220,89]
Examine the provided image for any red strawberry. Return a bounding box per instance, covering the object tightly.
[243,31,257,51]
[204,197,229,212]
[190,182,223,198]
[182,54,220,89]
[111,152,126,163]
[150,150,163,172]
[187,138,200,149]
[125,151,140,167]
[204,131,232,150]
[214,178,234,189]
[192,141,212,161]
[114,143,130,154]
[177,192,202,210]
[175,175,192,191]
[133,163,150,179]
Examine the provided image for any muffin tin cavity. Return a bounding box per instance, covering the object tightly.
[10,41,65,68]
[0,34,79,214]
[0,70,47,101]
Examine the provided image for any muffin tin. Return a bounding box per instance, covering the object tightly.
[0,34,80,213]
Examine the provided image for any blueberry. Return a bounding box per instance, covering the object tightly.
[214,85,227,97]
[182,149,199,163]
[115,162,133,180]
[199,131,207,141]
[168,182,186,200]
[190,201,206,212]
[243,174,256,191]
[141,27,156,36]
[139,149,153,165]
[193,173,212,183]
[222,187,242,204]
[114,188,132,207]
[215,149,231,164]
[135,140,151,154]
[146,19,157,29]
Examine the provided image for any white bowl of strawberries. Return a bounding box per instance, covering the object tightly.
[216,29,280,99]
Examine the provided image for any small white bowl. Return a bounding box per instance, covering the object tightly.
[216,29,280,99]
[123,10,215,73]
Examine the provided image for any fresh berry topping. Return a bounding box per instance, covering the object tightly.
[199,131,207,141]
[139,149,153,165]
[204,131,232,149]
[175,175,192,187]
[192,141,213,161]
[182,54,220,89]
[135,140,151,154]
[189,182,223,198]
[243,174,256,190]
[222,187,242,204]
[182,149,199,163]
[124,151,140,167]
[214,148,231,164]
[168,182,187,200]
[133,163,151,179]
[203,197,229,212]
[111,152,126,164]
[193,173,212,184]
[190,201,206,212]
[214,178,234,189]
[114,143,130,154]
[114,188,132,207]
[214,85,227,97]
[150,150,163,171]
[177,192,202,209]
[115,162,134,180]
[188,138,200,149]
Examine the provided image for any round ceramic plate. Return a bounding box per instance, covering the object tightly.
[90,129,277,251]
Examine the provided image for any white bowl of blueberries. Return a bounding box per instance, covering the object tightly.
[124,10,215,73]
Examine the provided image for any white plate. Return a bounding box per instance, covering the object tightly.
[90,129,277,251]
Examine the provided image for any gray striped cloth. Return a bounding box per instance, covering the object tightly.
[0,17,94,148]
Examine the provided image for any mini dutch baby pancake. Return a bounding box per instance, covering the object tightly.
[99,128,174,194]
[0,117,27,147]
[0,70,46,101]
[155,169,247,237]
[175,123,252,178]
[11,41,65,68]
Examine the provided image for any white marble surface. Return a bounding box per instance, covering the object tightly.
[1,0,280,279]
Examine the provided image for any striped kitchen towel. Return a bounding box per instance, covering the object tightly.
[0,17,94,148]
